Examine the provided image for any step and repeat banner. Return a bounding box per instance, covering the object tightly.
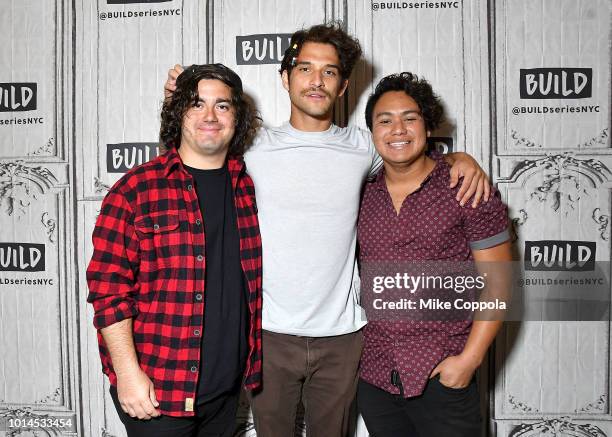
[1,1,611,436]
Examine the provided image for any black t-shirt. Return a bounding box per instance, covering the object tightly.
[185,164,248,404]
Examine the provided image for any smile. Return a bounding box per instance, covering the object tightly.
[197,126,221,132]
[387,141,412,148]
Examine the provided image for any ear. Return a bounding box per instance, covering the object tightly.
[281,70,290,92]
[336,79,349,98]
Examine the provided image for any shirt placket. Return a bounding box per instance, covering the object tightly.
[181,174,206,412]
[385,185,425,395]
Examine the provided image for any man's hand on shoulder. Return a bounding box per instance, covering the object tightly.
[117,368,161,420]
[445,152,491,208]
[164,64,184,100]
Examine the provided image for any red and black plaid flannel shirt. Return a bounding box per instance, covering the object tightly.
[86,148,262,417]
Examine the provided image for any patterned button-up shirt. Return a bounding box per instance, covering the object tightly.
[86,148,262,416]
[357,155,509,397]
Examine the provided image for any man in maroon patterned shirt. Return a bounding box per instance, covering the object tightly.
[356,73,512,436]
[86,64,262,437]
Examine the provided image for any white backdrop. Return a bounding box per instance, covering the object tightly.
[1,1,611,436]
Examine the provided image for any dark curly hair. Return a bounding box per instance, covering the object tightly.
[159,63,260,156]
[279,22,362,81]
[365,72,444,132]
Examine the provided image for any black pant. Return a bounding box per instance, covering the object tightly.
[357,377,481,437]
[110,385,239,437]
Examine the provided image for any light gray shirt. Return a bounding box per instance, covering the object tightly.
[244,122,380,336]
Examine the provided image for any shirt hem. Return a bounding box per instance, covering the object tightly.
[262,320,367,337]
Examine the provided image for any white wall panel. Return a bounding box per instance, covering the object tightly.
[76,0,189,200]
[494,0,611,155]
[0,162,78,434]
[0,0,68,160]
[348,0,490,162]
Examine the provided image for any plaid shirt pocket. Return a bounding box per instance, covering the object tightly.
[135,212,182,269]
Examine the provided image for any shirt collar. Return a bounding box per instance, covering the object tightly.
[162,147,183,176]
[373,155,449,193]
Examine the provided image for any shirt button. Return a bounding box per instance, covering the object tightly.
[153,224,160,231]
[194,329,200,336]
[195,219,201,226]
[195,294,203,301]
[190,366,197,372]
[187,184,193,191]
[196,254,204,261]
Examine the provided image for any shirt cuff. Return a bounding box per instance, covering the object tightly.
[469,229,510,250]
[93,299,139,330]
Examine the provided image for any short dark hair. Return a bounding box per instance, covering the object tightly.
[365,72,444,132]
[159,63,260,156]
[279,22,362,81]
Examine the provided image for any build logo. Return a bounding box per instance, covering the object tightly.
[236,34,293,65]
[520,68,592,99]
[524,240,596,271]
[0,243,45,272]
[107,143,159,173]
[0,83,37,112]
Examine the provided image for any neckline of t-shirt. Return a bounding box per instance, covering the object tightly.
[281,121,339,138]
[184,163,228,177]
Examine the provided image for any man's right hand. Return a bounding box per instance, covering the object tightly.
[117,368,161,420]
[164,64,184,100]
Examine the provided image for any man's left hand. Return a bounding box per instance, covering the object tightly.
[446,152,490,208]
[429,354,478,389]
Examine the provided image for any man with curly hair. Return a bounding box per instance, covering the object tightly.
[357,72,512,436]
[87,64,262,437]
[165,23,491,436]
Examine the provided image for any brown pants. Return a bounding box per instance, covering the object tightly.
[248,329,363,437]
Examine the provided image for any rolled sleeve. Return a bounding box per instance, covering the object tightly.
[86,189,140,329]
[463,187,510,250]
[470,229,511,250]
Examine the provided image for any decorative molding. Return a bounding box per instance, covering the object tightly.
[510,209,528,242]
[0,161,58,216]
[511,130,542,148]
[530,171,588,213]
[27,137,55,157]
[94,177,110,194]
[35,387,61,405]
[506,153,612,186]
[41,212,57,243]
[581,128,609,148]
[509,128,609,149]
[509,417,606,437]
[0,407,67,436]
[234,396,256,436]
[592,209,610,242]
[502,154,612,215]
[101,428,118,437]
[575,394,607,413]
[508,394,539,413]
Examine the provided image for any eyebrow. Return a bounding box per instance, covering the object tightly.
[375,109,421,118]
[195,97,232,105]
[294,61,341,71]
